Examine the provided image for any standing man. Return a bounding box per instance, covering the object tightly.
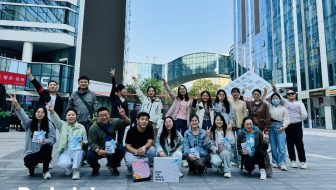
[87,106,130,176]
[26,68,64,118]
[67,76,98,133]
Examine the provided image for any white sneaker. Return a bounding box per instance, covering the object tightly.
[260,169,266,180]
[43,171,51,179]
[280,164,288,171]
[300,162,307,169]
[72,169,80,180]
[224,172,231,178]
[217,167,224,174]
[179,171,183,178]
[272,163,278,168]
[48,163,53,169]
[230,162,238,167]
[290,160,298,168]
[181,160,188,167]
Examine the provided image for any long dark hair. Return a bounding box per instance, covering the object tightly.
[160,116,177,148]
[30,105,49,138]
[215,89,230,114]
[177,85,189,101]
[200,91,212,109]
[211,114,227,141]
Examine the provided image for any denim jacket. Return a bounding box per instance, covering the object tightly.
[183,128,210,157]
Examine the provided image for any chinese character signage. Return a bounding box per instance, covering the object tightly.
[0,59,27,86]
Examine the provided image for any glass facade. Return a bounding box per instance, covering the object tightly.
[167,52,233,82]
[0,56,74,93]
[323,0,336,86]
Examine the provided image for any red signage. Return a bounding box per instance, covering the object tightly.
[0,71,26,86]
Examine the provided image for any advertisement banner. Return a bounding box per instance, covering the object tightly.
[0,59,27,86]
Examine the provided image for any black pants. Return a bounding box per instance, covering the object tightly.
[117,127,126,144]
[187,156,210,175]
[242,151,265,172]
[286,122,306,162]
[24,144,52,175]
[87,144,125,170]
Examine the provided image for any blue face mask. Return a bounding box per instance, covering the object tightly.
[272,99,280,106]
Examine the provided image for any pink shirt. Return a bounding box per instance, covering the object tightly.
[176,100,189,120]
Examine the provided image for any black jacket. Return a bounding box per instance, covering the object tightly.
[31,79,64,117]
[110,76,129,118]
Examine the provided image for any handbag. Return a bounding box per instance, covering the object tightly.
[132,158,151,182]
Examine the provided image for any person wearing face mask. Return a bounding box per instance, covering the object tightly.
[270,85,308,169]
[263,93,290,171]
[132,76,163,141]
[245,89,272,132]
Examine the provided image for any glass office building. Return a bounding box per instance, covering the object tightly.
[166,52,233,86]
[234,0,336,129]
[124,61,164,85]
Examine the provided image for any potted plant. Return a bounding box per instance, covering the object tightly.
[0,111,11,132]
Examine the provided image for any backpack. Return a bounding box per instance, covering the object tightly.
[132,158,150,182]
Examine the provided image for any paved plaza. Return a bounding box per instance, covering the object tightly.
[0,128,336,190]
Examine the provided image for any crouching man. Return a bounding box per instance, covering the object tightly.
[87,107,130,176]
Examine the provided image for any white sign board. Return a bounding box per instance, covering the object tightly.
[223,71,273,99]
[153,157,180,183]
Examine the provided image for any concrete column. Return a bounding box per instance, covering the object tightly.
[22,42,33,62]
[324,106,333,130]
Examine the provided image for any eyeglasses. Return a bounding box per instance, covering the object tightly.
[287,92,295,95]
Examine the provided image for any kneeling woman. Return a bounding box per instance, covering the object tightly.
[10,95,56,179]
[48,107,87,180]
[155,116,184,177]
[183,114,210,175]
[210,114,234,178]
[237,117,269,180]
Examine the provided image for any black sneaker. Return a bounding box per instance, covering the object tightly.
[91,165,100,176]
[28,168,35,176]
[111,168,120,176]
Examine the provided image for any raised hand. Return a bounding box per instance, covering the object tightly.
[8,94,20,109]
[227,124,233,131]
[110,68,115,77]
[118,106,126,118]
[26,67,31,76]
[206,127,211,137]
[161,77,167,84]
[46,102,54,113]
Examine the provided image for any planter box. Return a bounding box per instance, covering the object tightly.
[0,116,10,132]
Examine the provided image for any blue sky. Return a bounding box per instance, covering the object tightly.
[128,0,234,64]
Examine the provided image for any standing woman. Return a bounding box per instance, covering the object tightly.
[272,86,308,169]
[209,114,234,178]
[214,89,235,127]
[183,114,211,175]
[163,78,193,136]
[9,95,56,179]
[132,76,163,139]
[192,91,214,131]
[48,107,87,180]
[110,68,129,144]
[265,93,290,171]
[155,116,184,177]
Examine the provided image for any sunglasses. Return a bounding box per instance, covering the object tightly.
[287,92,295,95]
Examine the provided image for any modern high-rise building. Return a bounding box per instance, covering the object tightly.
[0,0,128,107]
[233,0,336,129]
[123,61,164,85]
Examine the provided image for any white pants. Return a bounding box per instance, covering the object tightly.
[58,148,84,171]
[210,150,232,173]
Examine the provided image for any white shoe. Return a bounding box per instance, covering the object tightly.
[224,172,231,178]
[300,162,307,169]
[260,169,266,180]
[280,164,288,171]
[48,163,53,169]
[72,169,80,180]
[181,160,188,167]
[179,171,183,178]
[217,167,224,174]
[43,171,51,179]
[272,163,278,168]
[230,162,238,167]
[290,160,298,168]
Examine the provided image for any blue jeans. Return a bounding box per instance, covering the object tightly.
[269,121,287,166]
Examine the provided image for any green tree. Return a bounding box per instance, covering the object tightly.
[139,78,164,95]
[188,79,220,97]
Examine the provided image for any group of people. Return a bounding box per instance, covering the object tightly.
[8,68,308,181]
